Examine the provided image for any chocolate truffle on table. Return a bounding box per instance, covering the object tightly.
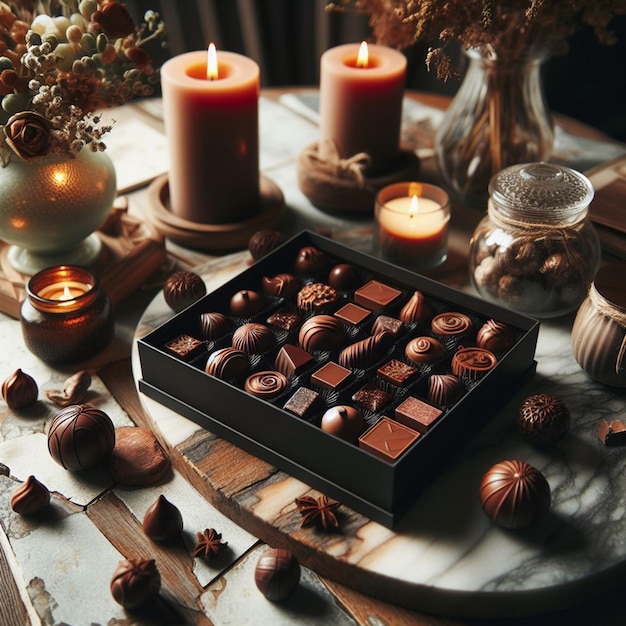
[321,405,366,442]
[230,290,264,317]
[518,393,570,445]
[399,290,432,323]
[163,270,206,312]
[296,282,338,311]
[232,323,276,354]
[205,347,249,381]
[338,332,392,369]
[359,417,420,462]
[283,387,319,418]
[354,280,402,310]
[254,548,301,602]
[110,558,161,609]
[405,336,445,365]
[142,494,183,542]
[598,419,626,446]
[428,374,465,407]
[262,273,299,298]
[48,404,115,471]
[298,315,345,352]
[267,309,301,332]
[451,347,497,380]
[431,312,473,337]
[164,334,205,361]
[244,371,288,399]
[479,459,551,529]
[294,246,327,275]
[476,319,516,353]
[248,229,286,261]
[351,384,392,412]
[328,263,360,290]
[275,344,313,377]
[2,368,38,409]
[371,315,403,338]
[10,475,50,515]
[199,312,232,341]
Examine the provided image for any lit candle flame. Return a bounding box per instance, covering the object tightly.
[356,41,369,68]
[409,195,419,220]
[61,286,73,300]
[207,42,218,80]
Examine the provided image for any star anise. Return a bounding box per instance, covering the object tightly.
[192,528,227,560]
[295,495,340,530]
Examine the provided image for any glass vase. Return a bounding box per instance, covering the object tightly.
[435,47,554,208]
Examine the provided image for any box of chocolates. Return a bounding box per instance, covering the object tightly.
[138,231,539,527]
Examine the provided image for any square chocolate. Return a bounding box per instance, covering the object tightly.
[395,396,442,434]
[310,361,352,390]
[371,315,403,337]
[352,384,393,412]
[275,344,313,377]
[283,387,319,418]
[267,309,301,331]
[377,359,418,387]
[164,334,205,361]
[354,280,402,310]
[359,417,420,462]
[334,303,371,326]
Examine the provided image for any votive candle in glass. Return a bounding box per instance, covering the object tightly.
[20,265,114,364]
[375,182,450,271]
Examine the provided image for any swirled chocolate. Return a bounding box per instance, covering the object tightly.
[230,290,264,317]
[244,371,288,398]
[298,315,346,352]
[427,374,465,407]
[262,273,299,298]
[294,246,327,275]
[399,291,432,323]
[451,347,497,380]
[476,319,515,353]
[232,323,276,355]
[205,348,249,381]
[405,336,445,365]
[248,229,286,261]
[431,312,472,337]
[296,283,338,311]
[199,312,232,341]
[338,332,392,369]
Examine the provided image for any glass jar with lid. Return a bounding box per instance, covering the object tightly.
[469,162,601,318]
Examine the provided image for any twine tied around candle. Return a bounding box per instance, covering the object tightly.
[304,140,372,188]
[588,283,626,374]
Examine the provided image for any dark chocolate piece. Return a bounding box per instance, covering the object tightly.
[371,315,403,337]
[298,315,345,352]
[358,417,420,462]
[2,368,38,409]
[377,359,418,387]
[328,263,360,290]
[431,312,472,337]
[110,558,161,609]
[205,348,249,381]
[351,384,392,412]
[338,332,392,369]
[266,309,301,331]
[354,280,402,310]
[230,290,264,317]
[248,229,286,261]
[451,347,497,380]
[296,282,338,311]
[10,475,50,515]
[334,303,371,326]
[294,246,327,275]
[199,312,232,341]
[232,323,276,355]
[479,459,551,529]
[254,548,301,601]
[405,336,445,365]
[428,374,465,407]
[321,405,366,442]
[275,344,313,377]
[395,396,442,434]
[476,319,516,353]
[399,290,432,323]
[142,495,183,542]
[262,273,299,298]
[283,387,319,418]
[164,334,205,360]
[311,361,352,390]
[163,270,206,313]
[518,393,570,445]
[598,419,626,446]
[244,371,288,399]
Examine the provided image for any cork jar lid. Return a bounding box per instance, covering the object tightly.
[594,263,626,312]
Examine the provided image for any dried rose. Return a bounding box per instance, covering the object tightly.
[4,112,52,160]
[91,2,136,40]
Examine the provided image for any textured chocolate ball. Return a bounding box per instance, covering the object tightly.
[2,368,38,409]
[10,475,50,515]
[199,312,232,341]
[110,558,161,609]
[142,495,183,542]
[248,229,286,261]
[254,548,301,601]
[479,459,551,529]
[294,246,327,276]
[328,263,360,291]
[262,273,299,298]
[205,348,249,381]
[163,270,206,312]
[47,404,115,471]
[230,290,264,317]
[298,315,346,352]
[476,319,515,353]
[427,374,465,407]
[518,393,570,445]
[232,323,276,355]
[399,291,432,324]
[321,405,365,442]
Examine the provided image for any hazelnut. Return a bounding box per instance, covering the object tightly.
[2,369,38,409]
[10,475,50,515]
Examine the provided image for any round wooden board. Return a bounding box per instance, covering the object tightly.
[131,237,626,620]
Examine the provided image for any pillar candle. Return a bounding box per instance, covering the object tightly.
[319,42,406,176]
[161,48,260,224]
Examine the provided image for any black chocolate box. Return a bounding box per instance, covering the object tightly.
[138,231,539,527]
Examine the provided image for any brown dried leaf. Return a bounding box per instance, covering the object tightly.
[45,371,92,407]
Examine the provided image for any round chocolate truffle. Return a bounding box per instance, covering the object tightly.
[10,475,50,515]
[328,263,360,291]
[321,405,365,442]
[476,319,515,353]
[296,283,338,311]
[142,495,183,542]
[248,229,286,261]
[163,270,206,313]
[427,374,465,407]
[262,273,299,298]
[399,291,432,324]
[244,371,288,399]
[298,315,346,352]
[405,336,445,365]
[48,404,115,471]
[294,246,326,276]
[451,347,498,380]
[254,548,301,602]
[518,393,570,445]
[230,290,264,317]
[431,312,472,337]
[205,348,250,381]
[2,368,38,409]
[110,558,161,609]
[232,323,276,355]
[479,459,551,529]
[199,312,232,341]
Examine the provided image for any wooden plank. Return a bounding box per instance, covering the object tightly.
[0,527,35,626]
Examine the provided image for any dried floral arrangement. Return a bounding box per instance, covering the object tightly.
[0,0,165,165]
[331,1,626,79]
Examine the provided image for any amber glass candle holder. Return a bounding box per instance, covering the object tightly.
[20,265,114,364]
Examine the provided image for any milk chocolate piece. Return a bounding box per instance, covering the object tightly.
[163,270,206,312]
[321,405,366,442]
[164,334,205,360]
[351,384,392,412]
[294,246,327,275]
[371,315,403,337]
[205,348,249,381]
[428,374,465,407]
[283,387,319,418]
[110,558,161,609]
[2,368,38,409]
[359,417,420,462]
[296,282,338,311]
[199,312,232,341]
[254,548,301,602]
[399,290,432,323]
[451,347,497,380]
[328,263,360,290]
[244,371,288,398]
[311,361,352,390]
[298,315,346,352]
[230,290,264,317]
[142,495,183,542]
[476,319,516,353]
[338,332,392,369]
[248,229,286,261]
[354,280,402,310]
[232,323,276,355]
[405,336,445,365]
[334,303,371,326]
[395,396,442,434]
[377,359,418,387]
[431,312,472,337]
[597,419,626,446]
[267,309,301,331]
[262,273,299,297]
[275,344,313,377]
[518,393,570,445]
[10,475,50,515]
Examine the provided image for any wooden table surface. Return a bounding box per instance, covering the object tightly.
[1,90,626,626]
